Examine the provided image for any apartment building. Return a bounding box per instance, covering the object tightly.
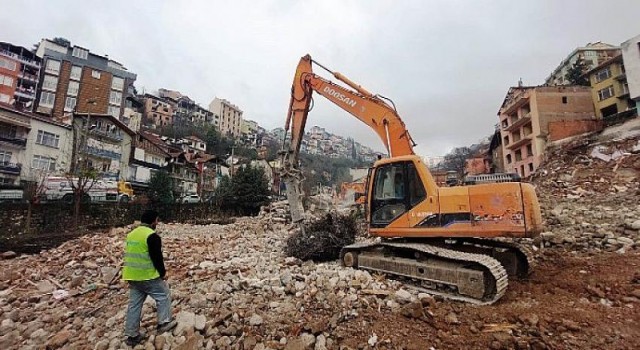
[621,34,640,106]
[0,107,30,185]
[72,113,134,180]
[584,54,636,122]
[209,97,242,137]
[498,86,597,178]
[545,42,620,86]
[0,106,72,186]
[0,42,42,112]
[159,88,216,127]
[142,94,173,129]
[34,38,136,120]
[129,131,170,187]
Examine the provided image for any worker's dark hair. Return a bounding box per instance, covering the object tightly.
[141,210,159,225]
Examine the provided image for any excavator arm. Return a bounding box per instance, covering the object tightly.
[280,54,416,224]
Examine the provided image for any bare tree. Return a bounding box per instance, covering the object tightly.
[68,112,99,228]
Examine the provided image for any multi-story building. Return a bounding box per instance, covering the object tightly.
[122,96,143,132]
[142,94,173,129]
[584,54,636,123]
[209,97,243,137]
[24,114,73,183]
[0,105,73,186]
[128,131,170,188]
[498,86,597,178]
[0,106,31,185]
[621,34,640,107]
[545,42,620,86]
[0,42,42,112]
[72,113,134,180]
[34,38,137,120]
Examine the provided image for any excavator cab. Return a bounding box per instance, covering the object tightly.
[369,159,427,228]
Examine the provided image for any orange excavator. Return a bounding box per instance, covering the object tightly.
[280,55,542,304]
[337,178,366,206]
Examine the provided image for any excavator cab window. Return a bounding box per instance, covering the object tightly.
[370,163,409,226]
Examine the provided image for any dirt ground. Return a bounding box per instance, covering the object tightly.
[299,250,640,350]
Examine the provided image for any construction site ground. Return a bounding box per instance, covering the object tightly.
[1,121,640,350]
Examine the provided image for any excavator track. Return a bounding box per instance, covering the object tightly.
[341,241,508,305]
[424,237,536,278]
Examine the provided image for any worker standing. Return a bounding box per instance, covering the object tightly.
[122,210,176,346]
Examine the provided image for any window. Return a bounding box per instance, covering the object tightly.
[39,91,55,108]
[108,105,120,117]
[67,81,79,96]
[528,163,534,172]
[526,144,533,157]
[36,130,60,148]
[515,150,522,161]
[91,70,101,79]
[594,67,611,83]
[109,91,122,105]
[597,85,614,101]
[0,93,9,103]
[0,150,12,164]
[111,77,124,91]
[0,74,13,87]
[32,155,56,171]
[70,66,82,80]
[64,97,76,112]
[562,96,568,104]
[72,47,88,59]
[584,51,596,57]
[506,154,512,164]
[45,59,61,75]
[503,136,509,145]
[0,58,17,71]
[42,75,58,92]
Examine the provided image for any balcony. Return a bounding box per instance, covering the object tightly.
[504,112,531,132]
[18,72,38,84]
[506,135,532,150]
[131,158,165,170]
[0,161,21,175]
[14,86,36,99]
[83,145,121,160]
[603,108,638,127]
[502,94,530,115]
[90,128,124,142]
[617,85,630,99]
[615,72,627,81]
[0,49,40,68]
[0,134,27,149]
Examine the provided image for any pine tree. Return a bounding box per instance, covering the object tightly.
[565,57,590,86]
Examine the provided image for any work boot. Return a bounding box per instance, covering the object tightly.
[125,332,147,347]
[157,319,177,334]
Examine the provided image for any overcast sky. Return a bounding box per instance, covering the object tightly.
[2,1,638,156]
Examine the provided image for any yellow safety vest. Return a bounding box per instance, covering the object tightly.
[122,226,160,281]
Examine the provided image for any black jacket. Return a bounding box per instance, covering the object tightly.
[146,233,166,278]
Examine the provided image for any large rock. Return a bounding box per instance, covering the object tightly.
[285,333,316,350]
[174,333,204,350]
[47,329,72,348]
[174,311,196,335]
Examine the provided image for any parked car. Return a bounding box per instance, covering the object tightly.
[181,194,201,204]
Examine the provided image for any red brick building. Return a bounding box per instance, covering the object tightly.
[0,42,41,112]
[33,38,136,121]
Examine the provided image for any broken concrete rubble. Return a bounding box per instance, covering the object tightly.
[0,131,638,349]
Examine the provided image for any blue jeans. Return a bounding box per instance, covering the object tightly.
[124,278,172,337]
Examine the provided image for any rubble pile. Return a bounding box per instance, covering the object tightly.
[284,213,358,262]
[532,132,640,252]
[0,218,433,350]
